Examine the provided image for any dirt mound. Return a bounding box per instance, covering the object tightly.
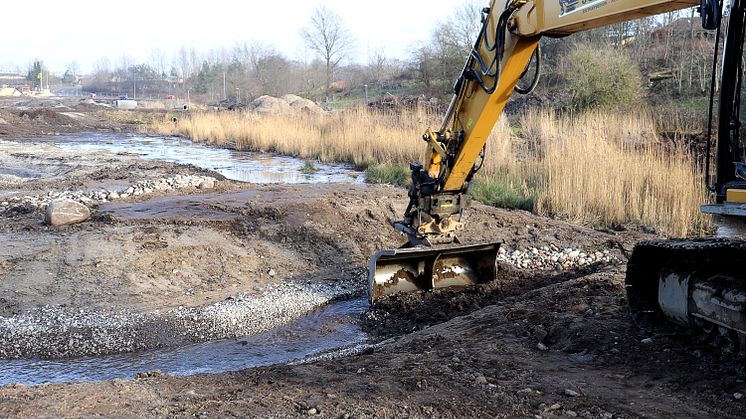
[77,98,112,109]
[18,108,75,126]
[247,95,292,114]
[281,94,323,113]
[247,95,323,114]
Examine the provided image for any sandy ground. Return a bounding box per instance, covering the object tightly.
[0,106,743,417]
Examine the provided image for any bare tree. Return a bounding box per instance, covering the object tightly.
[452,0,487,52]
[149,48,168,77]
[369,48,388,88]
[175,47,193,88]
[300,6,354,98]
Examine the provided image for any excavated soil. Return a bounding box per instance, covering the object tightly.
[0,121,743,416]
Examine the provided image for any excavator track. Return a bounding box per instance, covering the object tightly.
[626,238,746,338]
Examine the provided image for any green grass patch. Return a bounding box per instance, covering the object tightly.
[300,160,319,174]
[469,177,535,211]
[365,163,411,187]
[353,159,377,171]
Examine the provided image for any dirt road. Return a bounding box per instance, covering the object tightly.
[0,111,743,417]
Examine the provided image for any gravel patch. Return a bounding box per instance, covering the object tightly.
[0,174,219,215]
[0,276,364,359]
[497,245,621,271]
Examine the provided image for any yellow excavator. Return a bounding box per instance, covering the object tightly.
[369,0,746,341]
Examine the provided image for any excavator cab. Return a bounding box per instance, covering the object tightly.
[701,0,746,219]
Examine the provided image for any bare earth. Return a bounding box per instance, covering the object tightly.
[0,107,743,418]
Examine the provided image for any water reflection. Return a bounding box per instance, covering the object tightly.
[46,133,365,184]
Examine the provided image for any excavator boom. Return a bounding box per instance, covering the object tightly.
[370,0,699,304]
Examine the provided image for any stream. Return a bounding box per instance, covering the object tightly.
[47,133,366,184]
[0,133,370,386]
[0,298,369,386]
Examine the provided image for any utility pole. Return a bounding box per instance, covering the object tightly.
[364,84,369,105]
[133,71,136,99]
[223,72,226,100]
[236,87,240,103]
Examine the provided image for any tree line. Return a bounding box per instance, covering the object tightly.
[30,2,721,111]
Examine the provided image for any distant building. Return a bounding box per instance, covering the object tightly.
[0,72,26,86]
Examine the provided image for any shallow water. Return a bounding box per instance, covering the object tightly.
[714,215,746,238]
[0,298,368,386]
[46,133,365,184]
[0,133,370,385]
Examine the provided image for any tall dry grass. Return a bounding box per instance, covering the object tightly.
[152,108,432,167]
[150,107,709,237]
[519,110,708,237]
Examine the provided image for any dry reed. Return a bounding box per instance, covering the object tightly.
[519,110,708,237]
[150,107,709,237]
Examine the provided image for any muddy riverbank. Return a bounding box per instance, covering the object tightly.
[1,128,742,418]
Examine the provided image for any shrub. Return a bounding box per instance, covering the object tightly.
[301,160,318,174]
[564,44,643,111]
[366,163,411,186]
[469,177,535,211]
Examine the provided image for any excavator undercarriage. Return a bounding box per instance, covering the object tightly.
[627,239,746,342]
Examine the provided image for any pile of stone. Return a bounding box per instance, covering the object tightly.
[120,174,216,198]
[0,174,219,220]
[497,245,620,271]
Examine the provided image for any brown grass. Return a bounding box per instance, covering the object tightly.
[519,110,708,237]
[150,108,709,237]
[152,108,430,167]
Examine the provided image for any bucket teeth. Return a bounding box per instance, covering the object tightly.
[368,242,500,304]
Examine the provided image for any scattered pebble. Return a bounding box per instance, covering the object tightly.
[734,392,744,400]
[641,338,653,344]
[564,389,580,397]
[0,174,219,216]
[497,246,619,271]
[537,342,549,351]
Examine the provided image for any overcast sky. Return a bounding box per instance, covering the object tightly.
[1,0,467,74]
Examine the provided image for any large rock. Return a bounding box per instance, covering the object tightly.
[45,199,90,226]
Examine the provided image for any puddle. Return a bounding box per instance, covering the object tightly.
[0,298,369,386]
[44,133,365,184]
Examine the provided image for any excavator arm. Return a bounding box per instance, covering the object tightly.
[399,0,699,246]
[370,0,704,303]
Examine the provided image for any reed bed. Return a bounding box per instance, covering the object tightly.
[519,110,708,237]
[151,107,709,237]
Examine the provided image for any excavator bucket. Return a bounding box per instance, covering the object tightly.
[368,242,500,304]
